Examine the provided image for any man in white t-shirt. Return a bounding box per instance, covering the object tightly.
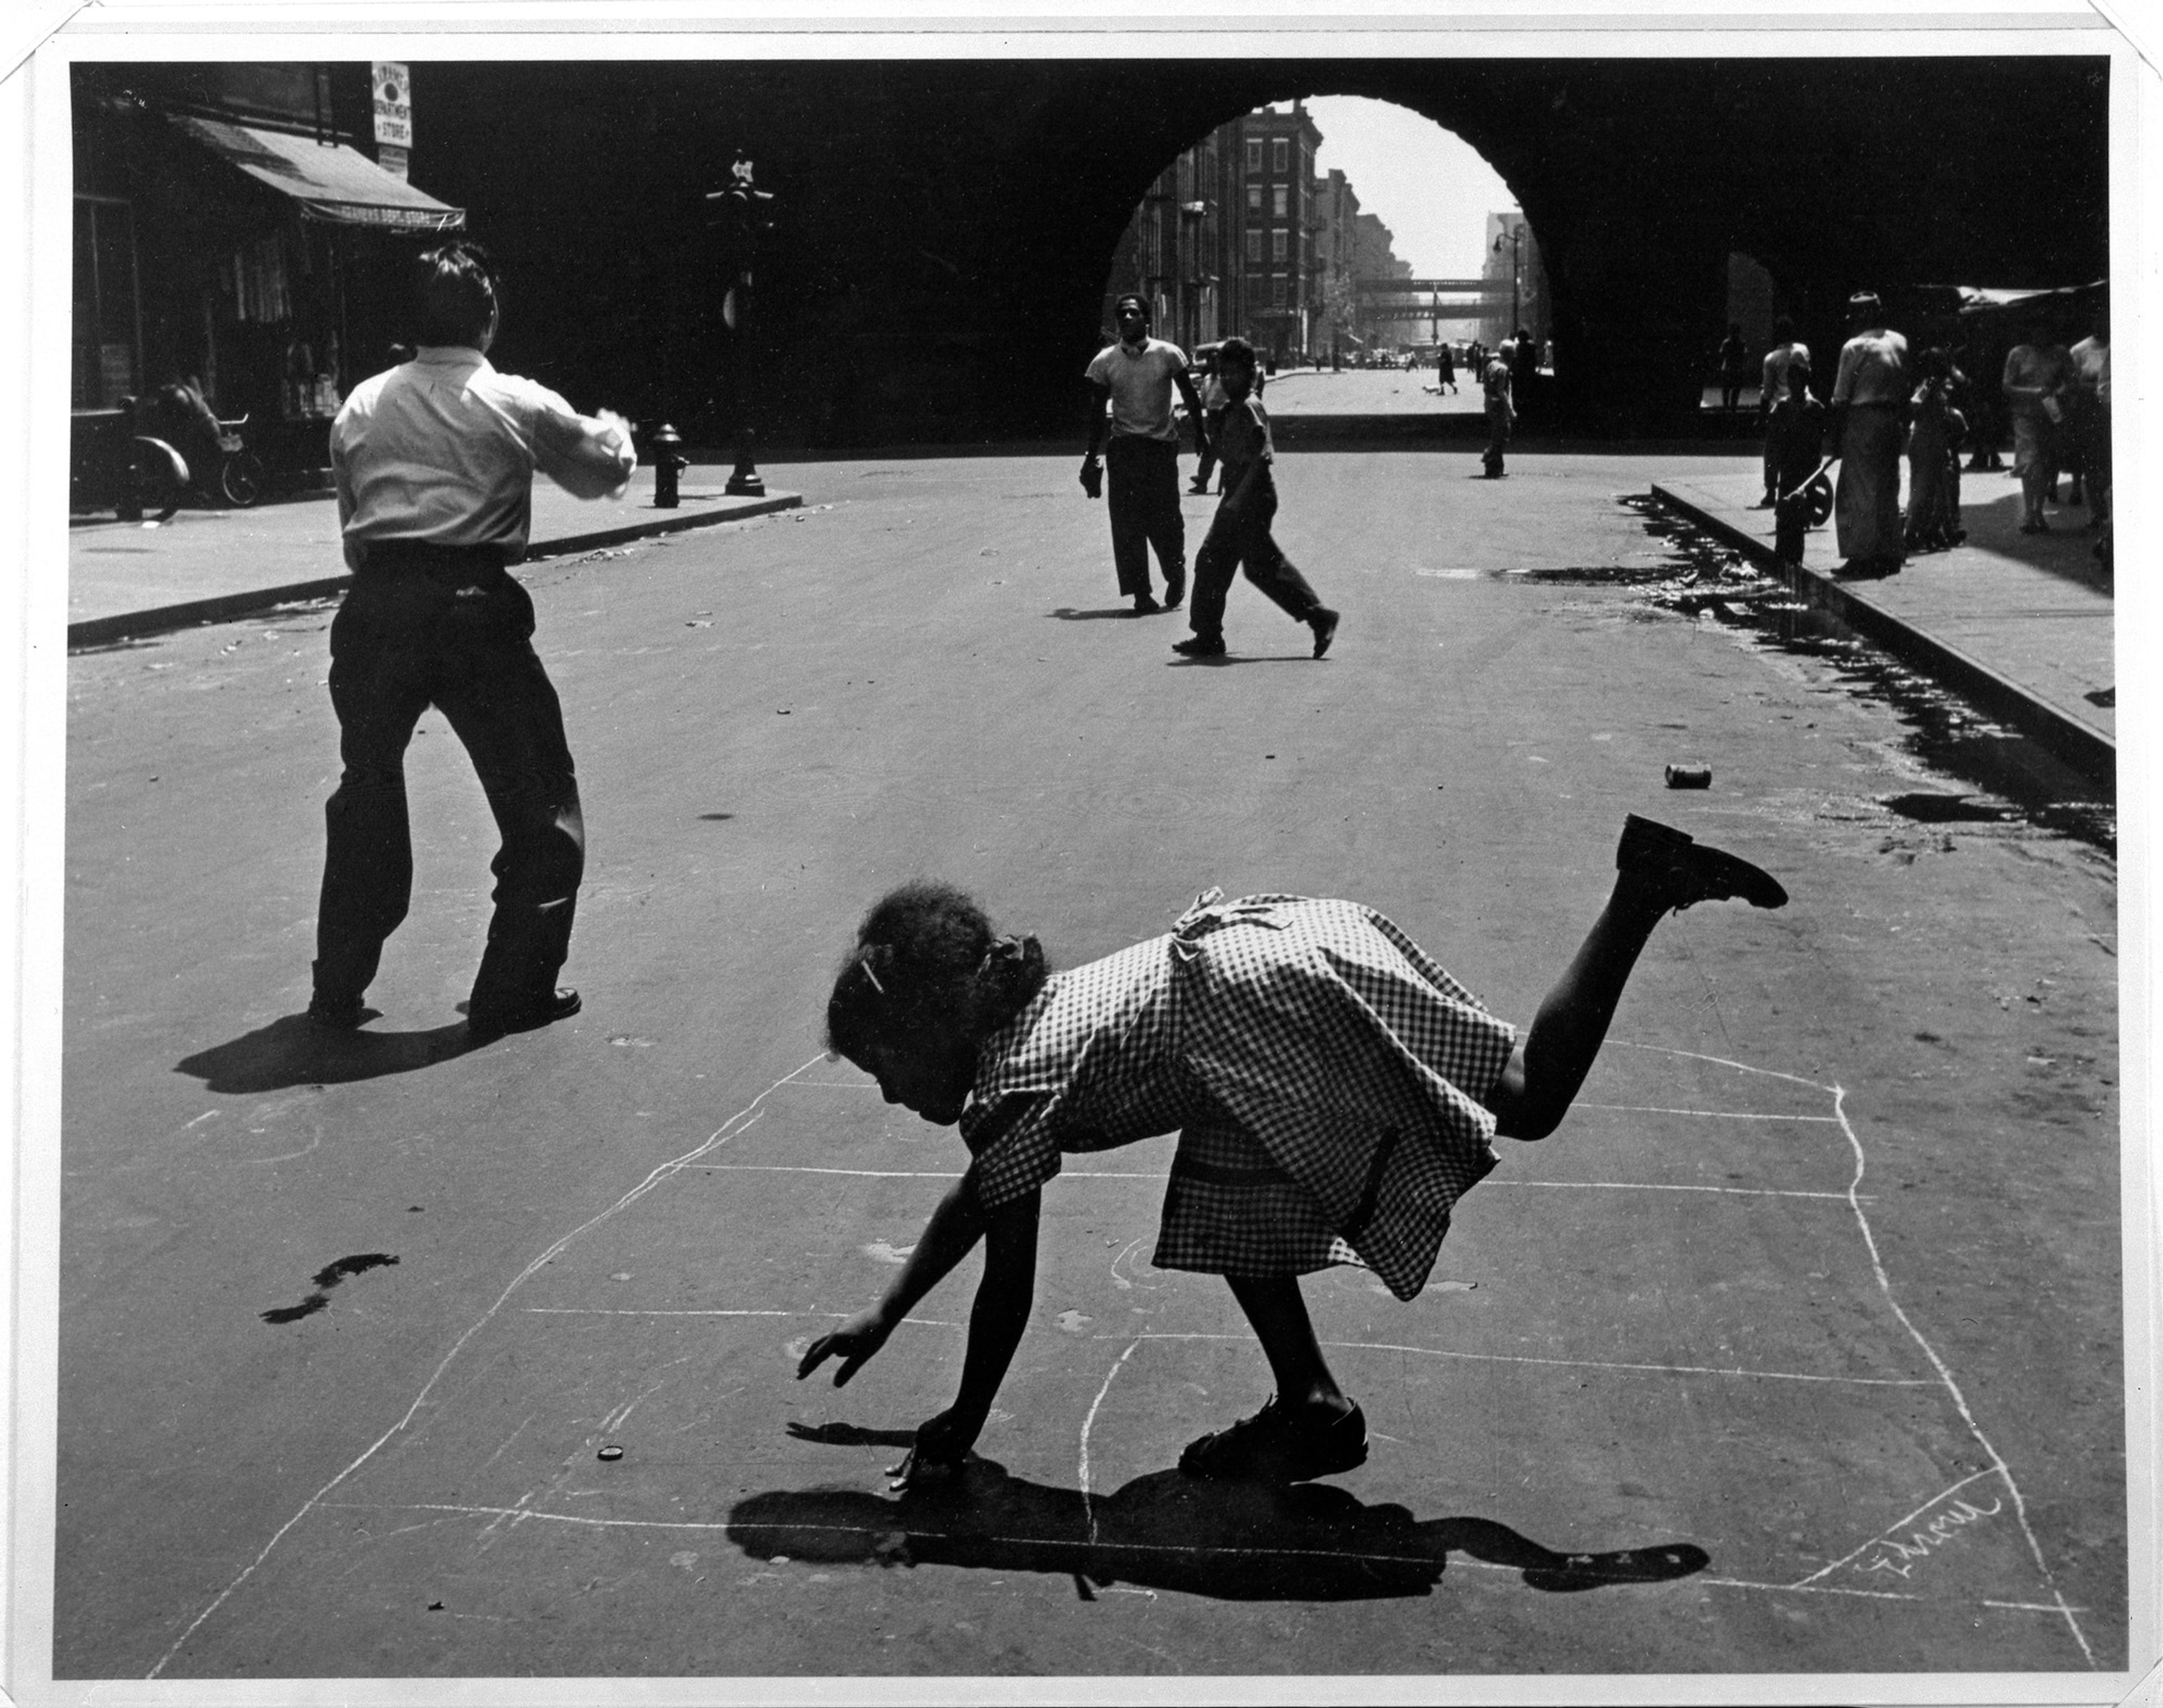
[1082,294,1208,613]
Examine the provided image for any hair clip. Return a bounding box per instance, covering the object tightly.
[859,954,885,995]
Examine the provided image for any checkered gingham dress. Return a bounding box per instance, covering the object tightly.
[958,890,1519,1301]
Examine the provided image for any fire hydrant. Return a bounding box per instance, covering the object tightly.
[650,422,688,509]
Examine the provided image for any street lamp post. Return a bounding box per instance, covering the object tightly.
[706,153,776,497]
[1492,221,1525,343]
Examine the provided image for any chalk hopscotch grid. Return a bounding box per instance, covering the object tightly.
[152,1042,2101,1673]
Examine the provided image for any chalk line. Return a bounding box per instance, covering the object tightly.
[144,1054,828,1681]
[1792,1084,2097,1666]
[1078,1338,1145,1546]
[1136,1330,1933,1389]
[704,1162,1860,1201]
[1615,1039,2100,1666]
[1572,1102,1841,1123]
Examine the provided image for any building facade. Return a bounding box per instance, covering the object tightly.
[1102,101,1352,368]
[70,62,462,486]
[1481,209,1550,350]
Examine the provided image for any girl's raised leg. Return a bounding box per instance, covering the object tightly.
[1485,816,1786,1141]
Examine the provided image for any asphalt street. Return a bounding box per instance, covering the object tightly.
[57,447,2123,1684]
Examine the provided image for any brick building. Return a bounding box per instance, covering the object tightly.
[1103,100,1361,370]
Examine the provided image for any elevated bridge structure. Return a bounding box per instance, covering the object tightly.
[402,56,2106,446]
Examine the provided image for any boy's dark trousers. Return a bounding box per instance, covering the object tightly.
[1187,480,1323,641]
[1774,491,1809,564]
[314,544,586,1021]
[1105,434,1186,599]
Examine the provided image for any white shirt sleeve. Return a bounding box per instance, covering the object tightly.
[521,382,637,500]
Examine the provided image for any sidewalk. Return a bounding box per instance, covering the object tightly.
[66,468,802,647]
[1651,464,2113,782]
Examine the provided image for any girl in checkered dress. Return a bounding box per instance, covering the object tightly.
[799,815,1787,1489]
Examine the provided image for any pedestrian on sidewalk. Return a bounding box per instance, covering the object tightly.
[1480,345,1516,478]
[1189,344,1229,496]
[308,239,636,1040]
[1083,294,1208,615]
[1170,337,1338,661]
[1903,348,1967,553]
[2001,310,2071,535]
[1435,340,1458,395]
[798,815,1790,1489]
[2068,296,2108,530]
[1829,291,1910,576]
[1765,356,1827,566]
[1753,318,1810,507]
[1717,323,1750,412]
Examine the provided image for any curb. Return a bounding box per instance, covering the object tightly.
[1647,482,2114,787]
[66,493,804,650]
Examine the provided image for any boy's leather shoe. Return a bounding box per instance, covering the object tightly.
[1172,634,1226,656]
[468,988,582,1043]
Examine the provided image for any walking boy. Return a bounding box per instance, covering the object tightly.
[1765,356,1826,566]
[1172,338,1339,660]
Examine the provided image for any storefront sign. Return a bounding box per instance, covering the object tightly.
[372,62,411,176]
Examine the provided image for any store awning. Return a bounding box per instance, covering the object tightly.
[171,113,465,232]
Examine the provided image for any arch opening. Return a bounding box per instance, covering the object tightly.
[1095,95,1550,380]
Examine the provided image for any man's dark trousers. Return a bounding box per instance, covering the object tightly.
[1105,434,1185,600]
[1187,484,1321,642]
[314,544,585,1021]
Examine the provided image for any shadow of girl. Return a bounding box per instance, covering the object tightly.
[728,1458,1706,1602]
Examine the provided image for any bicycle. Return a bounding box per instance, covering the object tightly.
[216,414,265,508]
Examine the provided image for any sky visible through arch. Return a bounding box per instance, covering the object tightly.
[1304,95,1520,282]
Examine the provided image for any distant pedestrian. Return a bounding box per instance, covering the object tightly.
[2067,297,2108,527]
[1754,318,1810,507]
[1189,344,1229,496]
[1830,291,1910,575]
[309,239,635,1040]
[1717,323,1750,412]
[1903,348,1966,553]
[1083,294,1207,614]
[2001,311,2071,535]
[1765,356,1827,566]
[799,817,1788,1489]
[1435,341,1457,394]
[1170,337,1339,661]
[1480,347,1515,478]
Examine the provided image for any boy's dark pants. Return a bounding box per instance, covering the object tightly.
[1105,435,1185,599]
[1774,491,1809,563]
[314,545,585,1020]
[1188,483,1323,641]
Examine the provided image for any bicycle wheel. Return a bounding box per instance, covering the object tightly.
[131,437,188,523]
[221,451,264,508]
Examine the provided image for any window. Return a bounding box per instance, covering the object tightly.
[1272,137,1289,173]
[1247,183,1262,213]
[1271,227,1288,263]
[1272,273,1287,306]
[1246,228,1262,264]
[1246,137,1262,173]
[1272,185,1288,219]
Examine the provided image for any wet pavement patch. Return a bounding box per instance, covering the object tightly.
[261,1252,399,1324]
[1593,496,2116,857]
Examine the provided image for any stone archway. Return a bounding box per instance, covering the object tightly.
[409,56,2106,446]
